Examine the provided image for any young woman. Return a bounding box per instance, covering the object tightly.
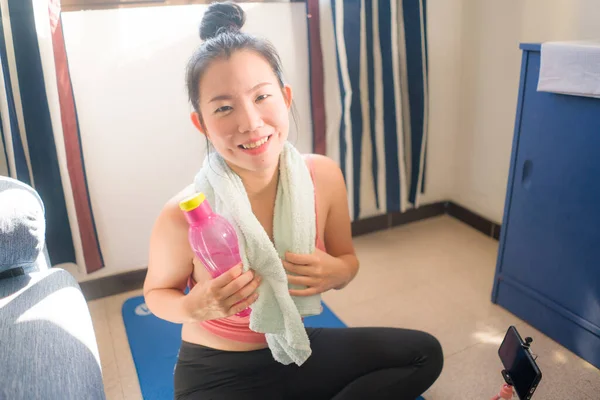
[143,2,443,399]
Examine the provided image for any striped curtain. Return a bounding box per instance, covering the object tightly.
[307,0,428,220]
[0,0,103,273]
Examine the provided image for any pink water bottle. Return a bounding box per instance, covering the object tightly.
[179,192,251,317]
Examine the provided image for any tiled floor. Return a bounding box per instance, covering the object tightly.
[88,215,600,399]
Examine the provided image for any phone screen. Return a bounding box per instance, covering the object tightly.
[499,327,540,399]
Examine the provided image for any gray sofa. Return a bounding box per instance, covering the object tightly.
[0,176,105,399]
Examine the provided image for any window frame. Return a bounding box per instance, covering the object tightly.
[61,0,305,13]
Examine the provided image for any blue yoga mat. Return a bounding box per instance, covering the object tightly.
[122,296,424,400]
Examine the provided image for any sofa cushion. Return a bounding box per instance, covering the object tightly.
[0,268,105,399]
[0,177,49,275]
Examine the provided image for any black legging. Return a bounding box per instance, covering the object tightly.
[174,327,443,399]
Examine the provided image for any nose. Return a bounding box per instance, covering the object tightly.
[237,102,264,133]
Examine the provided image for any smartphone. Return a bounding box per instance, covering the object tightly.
[498,326,542,399]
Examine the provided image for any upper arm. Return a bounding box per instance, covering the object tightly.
[310,155,355,258]
[143,186,195,295]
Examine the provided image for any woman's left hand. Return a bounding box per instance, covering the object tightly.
[283,249,351,297]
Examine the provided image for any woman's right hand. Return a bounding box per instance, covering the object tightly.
[182,263,261,321]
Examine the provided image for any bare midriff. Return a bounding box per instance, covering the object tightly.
[181,317,269,351]
[182,261,269,351]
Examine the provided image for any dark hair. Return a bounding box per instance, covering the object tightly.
[186,1,286,117]
[185,1,299,156]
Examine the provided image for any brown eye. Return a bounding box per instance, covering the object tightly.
[256,94,270,102]
[215,106,232,114]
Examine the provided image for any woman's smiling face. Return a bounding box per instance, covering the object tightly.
[192,49,292,173]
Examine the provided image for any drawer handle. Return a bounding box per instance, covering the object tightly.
[522,160,533,189]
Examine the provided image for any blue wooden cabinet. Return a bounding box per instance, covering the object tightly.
[492,43,600,370]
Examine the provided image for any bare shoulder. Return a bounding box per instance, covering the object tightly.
[149,184,196,259]
[145,184,196,294]
[303,154,346,195]
[158,184,196,227]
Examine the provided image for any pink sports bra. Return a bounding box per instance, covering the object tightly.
[187,155,325,343]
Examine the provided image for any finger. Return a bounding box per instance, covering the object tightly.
[286,274,317,287]
[228,292,259,316]
[225,275,262,308]
[219,269,255,298]
[289,287,321,297]
[284,252,316,265]
[282,261,312,275]
[212,263,244,288]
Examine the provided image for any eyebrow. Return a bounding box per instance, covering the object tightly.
[208,82,272,103]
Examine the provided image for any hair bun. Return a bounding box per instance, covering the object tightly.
[199,1,246,41]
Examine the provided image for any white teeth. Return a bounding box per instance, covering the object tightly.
[241,136,269,149]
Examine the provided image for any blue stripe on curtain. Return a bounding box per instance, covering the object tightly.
[365,0,379,209]
[378,0,401,213]
[7,0,75,265]
[0,8,31,185]
[343,0,363,220]
[421,0,428,195]
[330,0,348,183]
[403,0,428,203]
